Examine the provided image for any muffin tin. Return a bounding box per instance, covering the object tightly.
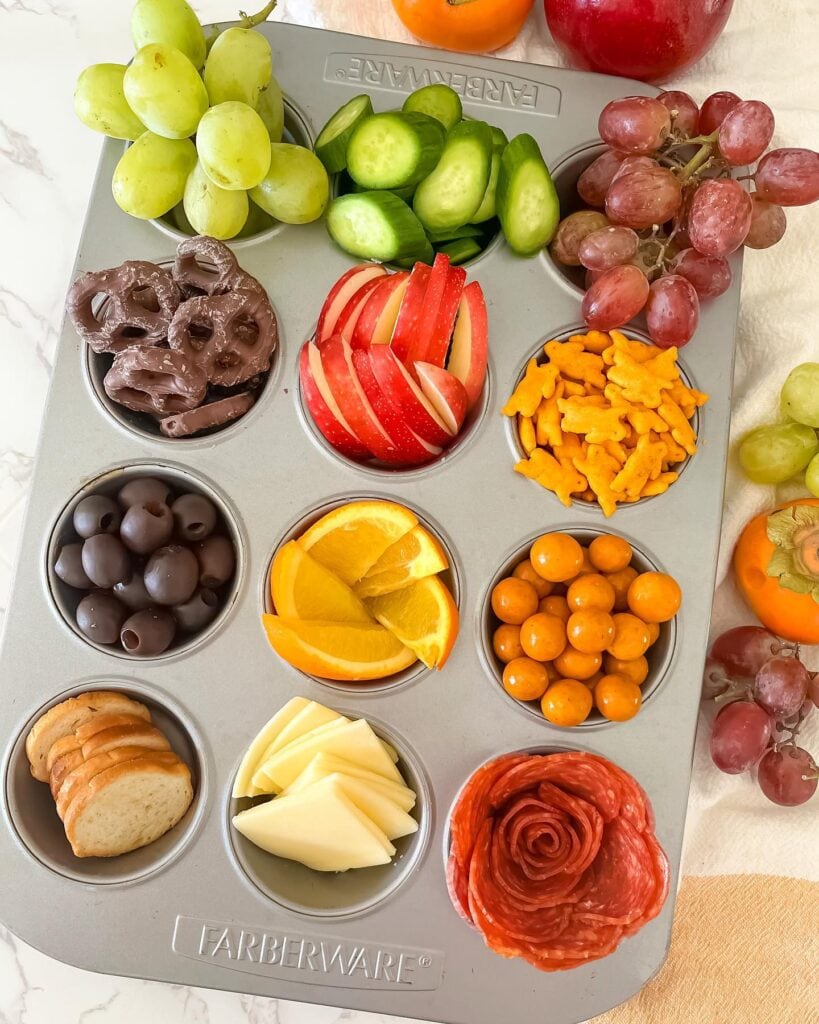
[0,21,739,1024]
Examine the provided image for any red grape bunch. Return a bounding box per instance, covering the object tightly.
[703,625,818,807]
[551,91,819,349]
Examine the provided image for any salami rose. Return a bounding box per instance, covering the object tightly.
[447,751,669,970]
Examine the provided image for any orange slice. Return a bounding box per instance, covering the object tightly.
[262,616,417,681]
[353,525,449,598]
[365,577,459,670]
[270,540,373,622]
[298,501,418,585]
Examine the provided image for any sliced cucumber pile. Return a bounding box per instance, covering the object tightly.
[315,84,558,264]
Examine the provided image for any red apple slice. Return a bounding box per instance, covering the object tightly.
[368,345,453,446]
[423,263,467,368]
[447,281,488,410]
[316,263,387,344]
[350,272,410,350]
[389,262,431,363]
[334,276,386,343]
[403,252,450,369]
[352,349,442,466]
[415,362,469,435]
[299,341,370,460]
[318,334,404,464]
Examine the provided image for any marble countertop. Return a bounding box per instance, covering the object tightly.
[1,1,817,1022]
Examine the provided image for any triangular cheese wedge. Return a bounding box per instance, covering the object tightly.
[325,772,418,841]
[282,753,416,812]
[251,717,349,793]
[232,698,310,799]
[262,701,344,759]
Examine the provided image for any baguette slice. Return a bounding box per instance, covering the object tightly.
[73,712,154,746]
[56,747,179,821]
[49,724,171,799]
[64,756,194,858]
[26,692,151,782]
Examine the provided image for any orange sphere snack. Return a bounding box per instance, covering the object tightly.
[488,530,681,725]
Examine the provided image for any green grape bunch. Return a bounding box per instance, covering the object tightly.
[73,0,329,239]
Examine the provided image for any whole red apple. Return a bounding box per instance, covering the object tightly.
[545,0,734,83]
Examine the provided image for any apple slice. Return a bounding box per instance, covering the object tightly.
[415,362,469,435]
[402,252,450,369]
[318,335,405,464]
[316,264,388,345]
[368,345,453,447]
[351,272,410,350]
[423,263,467,368]
[352,349,442,467]
[446,281,488,410]
[334,276,386,343]
[299,342,370,460]
[389,262,431,363]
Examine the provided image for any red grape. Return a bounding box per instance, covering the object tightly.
[585,268,606,288]
[611,155,656,181]
[671,248,733,299]
[605,164,682,229]
[754,656,810,718]
[702,655,732,699]
[598,96,672,155]
[689,178,753,256]
[809,673,819,709]
[711,626,793,678]
[671,187,696,248]
[578,226,639,271]
[657,90,700,136]
[757,746,817,806]
[577,149,626,207]
[710,700,772,774]
[717,100,775,166]
[744,195,787,249]
[645,274,699,348]
[550,210,610,266]
[754,148,819,206]
[581,264,649,331]
[699,91,741,134]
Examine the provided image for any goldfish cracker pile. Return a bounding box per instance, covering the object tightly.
[490,531,682,725]
[503,330,709,516]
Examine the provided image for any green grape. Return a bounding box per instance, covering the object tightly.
[124,44,208,140]
[112,132,197,219]
[256,77,285,142]
[806,453,819,497]
[131,0,206,70]
[236,199,276,238]
[196,101,271,190]
[250,144,330,224]
[74,64,146,141]
[780,363,819,428]
[739,423,819,484]
[183,160,249,239]
[203,26,272,107]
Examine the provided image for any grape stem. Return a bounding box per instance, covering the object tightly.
[681,143,716,182]
[239,0,278,28]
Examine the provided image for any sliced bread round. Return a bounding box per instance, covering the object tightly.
[73,712,154,746]
[49,725,171,798]
[56,747,178,821]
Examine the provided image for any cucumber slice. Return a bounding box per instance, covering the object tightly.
[472,145,503,223]
[412,120,493,233]
[434,238,482,264]
[326,191,429,262]
[426,224,483,243]
[490,126,508,151]
[496,134,560,256]
[348,179,416,201]
[315,94,373,174]
[393,238,435,268]
[347,112,445,190]
[402,84,462,131]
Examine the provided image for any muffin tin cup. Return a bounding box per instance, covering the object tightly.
[46,462,246,661]
[2,679,208,886]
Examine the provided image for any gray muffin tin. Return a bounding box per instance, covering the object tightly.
[0,21,740,1024]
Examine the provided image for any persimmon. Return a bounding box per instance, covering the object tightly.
[391,0,535,54]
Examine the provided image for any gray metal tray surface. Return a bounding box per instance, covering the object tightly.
[0,21,740,1024]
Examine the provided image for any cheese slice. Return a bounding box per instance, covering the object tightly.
[263,701,344,759]
[282,753,416,813]
[324,772,418,841]
[232,776,395,871]
[251,717,349,793]
[232,697,310,799]
[259,718,403,791]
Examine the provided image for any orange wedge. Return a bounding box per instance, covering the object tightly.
[353,525,449,598]
[262,616,418,681]
[270,541,373,622]
[365,577,459,670]
[298,501,418,585]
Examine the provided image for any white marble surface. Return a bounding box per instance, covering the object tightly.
[1,1,817,1022]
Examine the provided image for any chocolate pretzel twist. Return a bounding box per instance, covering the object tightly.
[103,347,208,419]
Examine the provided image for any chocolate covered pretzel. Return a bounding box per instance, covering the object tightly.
[68,261,180,354]
[172,235,265,299]
[159,392,255,438]
[103,347,208,418]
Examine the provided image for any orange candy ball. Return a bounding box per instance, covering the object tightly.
[566,573,616,613]
[541,679,593,726]
[540,594,570,623]
[520,613,567,662]
[567,609,615,654]
[646,621,661,646]
[512,559,553,598]
[530,532,584,583]
[493,623,524,663]
[604,653,649,686]
[577,546,596,574]
[492,577,539,624]
[627,571,682,623]
[554,645,602,680]
[607,613,652,660]
[606,566,639,611]
[503,657,550,701]
[589,534,633,573]
[595,674,643,721]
